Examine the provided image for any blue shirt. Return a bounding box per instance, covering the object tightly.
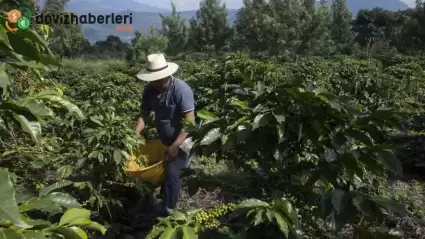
[140,77,195,146]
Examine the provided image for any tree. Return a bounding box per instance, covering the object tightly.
[267,0,307,58]
[402,0,425,55]
[234,0,309,59]
[0,0,37,12]
[352,8,402,58]
[160,3,188,56]
[309,0,334,55]
[188,0,233,54]
[126,27,168,63]
[330,0,354,54]
[303,0,315,16]
[299,0,319,56]
[233,0,274,54]
[91,35,130,59]
[42,0,87,58]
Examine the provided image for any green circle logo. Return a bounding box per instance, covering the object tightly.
[17,16,30,30]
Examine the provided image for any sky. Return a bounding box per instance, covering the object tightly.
[164,0,242,10]
[402,0,415,7]
[165,0,415,11]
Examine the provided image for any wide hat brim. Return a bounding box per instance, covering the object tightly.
[136,62,179,82]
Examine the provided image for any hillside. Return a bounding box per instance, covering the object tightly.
[81,9,238,42]
[63,0,410,42]
[66,0,170,13]
[325,0,409,15]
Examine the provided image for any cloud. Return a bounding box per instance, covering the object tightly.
[401,0,415,7]
[156,0,243,10]
[141,0,415,11]
[174,0,415,10]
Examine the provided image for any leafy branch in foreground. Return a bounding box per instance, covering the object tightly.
[0,15,83,143]
[146,198,302,239]
[0,167,106,238]
[0,11,106,238]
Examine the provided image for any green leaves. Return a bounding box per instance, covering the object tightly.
[252,113,273,130]
[145,210,198,239]
[200,127,221,145]
[235,199,270,210]
[0,228,19,239]
[274,212,289,237]
[321,189,410,233]
[321,189,350,231]
[179,54,422,239]
[59,208,90,226]
[0,12,110,239]
[1,88,84,144]
[197,109,217,120]
[0,166,106,237]
[0,168,32,229]
[39,180,74,197]
[45,192,81,209]
[58,208,105,234]
[33,89,84,119]
[375,149,403,176]
[67,218,106,235]
[371,197,409,217]
[230,98,249,110]
[12,113,42,144]
[20,231,47,239]
[331,189,350,215]
[181,226,197,239]
[0,21,59,75]
[230,199,300,238]
[0,19,70,146]
[0,69,9,98]
[0,25,12,49]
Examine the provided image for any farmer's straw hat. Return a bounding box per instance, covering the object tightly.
[137,53,179,82]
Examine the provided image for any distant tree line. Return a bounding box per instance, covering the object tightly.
[3,0,425,61]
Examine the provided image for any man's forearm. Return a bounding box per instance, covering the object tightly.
[172,110,195,147]
[172,131,189,148]
[136,115,148,134]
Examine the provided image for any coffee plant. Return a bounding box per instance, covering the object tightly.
[147,198,302,239]
[0,12,106,238]
[145,53,421,238]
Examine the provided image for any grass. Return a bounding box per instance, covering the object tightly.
[61,58,125,71]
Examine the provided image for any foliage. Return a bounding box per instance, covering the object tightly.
[39,67,146,222]
[146,53,425,238]
[188,0,233,54]
[3,0,425,238]
[0,9,106,239]
[147,199,301,239]
[330,0,354,54]
[0,168,106,238]
[6,0,425,60]
[126,27,168,63]
[160,3,188,56]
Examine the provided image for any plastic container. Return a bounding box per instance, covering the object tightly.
[124,139,167,187]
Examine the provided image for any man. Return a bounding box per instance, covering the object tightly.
[135,53,195,216]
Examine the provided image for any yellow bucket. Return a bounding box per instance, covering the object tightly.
[124,139,167,187]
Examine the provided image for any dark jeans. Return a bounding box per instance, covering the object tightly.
[162,149,189,216]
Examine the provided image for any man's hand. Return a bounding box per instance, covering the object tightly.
[135,117,146,137]
[167,144,179,158]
